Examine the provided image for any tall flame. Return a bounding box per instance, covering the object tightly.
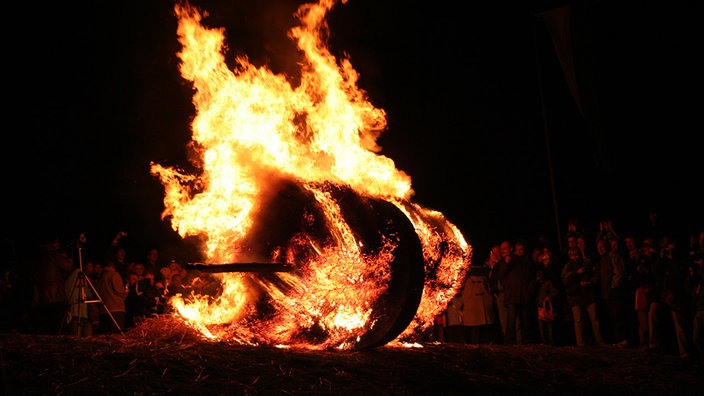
[150,0,471,349]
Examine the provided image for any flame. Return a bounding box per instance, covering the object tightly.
[150,0,471,349]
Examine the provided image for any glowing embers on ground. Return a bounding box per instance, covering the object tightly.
[150,0,471,349]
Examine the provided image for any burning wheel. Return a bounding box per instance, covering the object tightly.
[236,179,426,349]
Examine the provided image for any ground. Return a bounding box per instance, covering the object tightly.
[2,316,702,395]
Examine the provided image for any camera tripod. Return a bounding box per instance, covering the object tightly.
[62,240,123,336]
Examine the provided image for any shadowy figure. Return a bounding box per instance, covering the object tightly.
[28,234,75,335]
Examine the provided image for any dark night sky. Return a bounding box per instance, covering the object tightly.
[2,0,701,264]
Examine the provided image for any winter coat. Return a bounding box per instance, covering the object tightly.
[686,264,704,314]
[599,251,626,300]
[561,257,599,307]
[32,244,74,306]
[659,256,690,314]
[498,254,533,306]
[96,265,128,314]
[461,269,496,327]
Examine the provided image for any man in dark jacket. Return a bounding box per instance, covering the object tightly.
[648,242,692,359]
[498,240,534,344]
[561,246,604,347]
[30,234,74,334]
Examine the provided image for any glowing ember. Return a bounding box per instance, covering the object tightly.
[150,0,471,349]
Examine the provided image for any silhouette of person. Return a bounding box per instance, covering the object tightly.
[29,234,74,334]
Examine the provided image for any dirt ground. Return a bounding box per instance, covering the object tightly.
[2,316,702,396]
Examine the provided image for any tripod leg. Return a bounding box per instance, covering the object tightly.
[64,270,82,336]
[70,246,124,335]
[81,272,124,335]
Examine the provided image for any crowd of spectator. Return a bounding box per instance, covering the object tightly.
[432,215,704,362]
[1,212,702,364]
[0,230,199,337]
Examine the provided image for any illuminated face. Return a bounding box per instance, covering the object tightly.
[568,248,581,261]
[169,262,183,276]
[490,246,501,259]
[541,247,552,261]
[500,242,513,259]
[609,238,619,251]
[597,240,608,255]
[625,237,637,251]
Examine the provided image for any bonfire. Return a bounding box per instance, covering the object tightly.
[148,0,471,350]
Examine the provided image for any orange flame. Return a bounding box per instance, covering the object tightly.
[150,0,471,349]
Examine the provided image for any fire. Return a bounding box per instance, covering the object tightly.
[150,0,471,349]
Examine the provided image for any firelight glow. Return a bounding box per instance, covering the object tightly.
[150,0,471,349]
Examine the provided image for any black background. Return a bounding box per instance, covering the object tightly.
[2,0,701,264]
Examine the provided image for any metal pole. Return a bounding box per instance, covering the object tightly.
[530,11,562,252]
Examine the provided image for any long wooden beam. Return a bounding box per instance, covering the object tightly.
[184,262,294,273]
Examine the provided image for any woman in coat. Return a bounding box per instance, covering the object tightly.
[462,264,497,344]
